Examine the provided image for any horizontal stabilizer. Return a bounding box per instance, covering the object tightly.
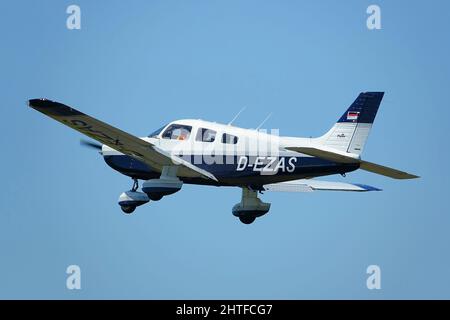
[359,160,419,179]
[286,146,360,163]
[263,179,381,192]
[286,146,418,180]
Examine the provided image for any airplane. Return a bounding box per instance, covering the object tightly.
[28,92,418,224]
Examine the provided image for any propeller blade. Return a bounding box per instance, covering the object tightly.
[80,139,102,150]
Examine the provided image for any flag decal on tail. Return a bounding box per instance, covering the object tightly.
[347,111,360,121]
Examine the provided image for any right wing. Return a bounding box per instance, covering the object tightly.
[263,179,381,192]
[28,99,217,181]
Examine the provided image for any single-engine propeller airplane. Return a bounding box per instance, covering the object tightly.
[28,92,418,224]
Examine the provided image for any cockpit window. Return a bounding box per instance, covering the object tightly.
[196,128,216,142]
[162,124,192,141]
[148,124,167,138]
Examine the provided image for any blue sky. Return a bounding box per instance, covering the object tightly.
[1,0,449,299]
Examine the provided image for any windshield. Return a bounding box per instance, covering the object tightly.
[148,124,167,138]
[162,124,192,141]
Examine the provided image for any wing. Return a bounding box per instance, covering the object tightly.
[263,179,381,192]
[286,146,419,179]
[28,99,217,181]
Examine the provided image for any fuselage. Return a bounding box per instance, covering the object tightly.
[102,119,359,189]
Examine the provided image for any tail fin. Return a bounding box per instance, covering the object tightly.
[318,92,384,155]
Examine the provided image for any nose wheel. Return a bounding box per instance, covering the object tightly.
[120,179,139,214]
[118,179,150,214]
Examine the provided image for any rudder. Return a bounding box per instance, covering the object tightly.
[318,92,384,155]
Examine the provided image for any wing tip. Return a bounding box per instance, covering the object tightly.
[353,184,382,192]
[28,98,48,108]
[396,173,420,179]
[27,98,83,117]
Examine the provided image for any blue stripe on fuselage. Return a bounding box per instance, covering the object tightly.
[103,155,160,180]
[103,154,359,182]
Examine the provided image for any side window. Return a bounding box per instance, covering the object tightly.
[222,133,238,144]
[196,128,216,142]
[162,124,192,140]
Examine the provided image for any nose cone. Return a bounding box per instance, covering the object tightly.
[101,144,126,157]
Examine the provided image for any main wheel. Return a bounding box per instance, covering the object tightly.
[239,216,256,224]
[148,194,163,201]
[121,205,136,214]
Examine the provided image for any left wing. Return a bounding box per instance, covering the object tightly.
[28,99,217,181]
[263,179,381,192]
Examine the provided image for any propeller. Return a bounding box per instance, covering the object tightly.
[80,139,102,151]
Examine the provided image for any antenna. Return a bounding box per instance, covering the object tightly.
[228,106,246,126]
[256,113,272,130]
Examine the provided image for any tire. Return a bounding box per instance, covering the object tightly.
[148,194,163,201]
[239,216,256,224]
[121,205,136,214]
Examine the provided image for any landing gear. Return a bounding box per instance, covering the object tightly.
[239,216,256,224]
[131,178,139,192]
[121,205,136,214]
[118,168,183,215]
[147,194,164,201]
[232,188,271,225]
[142,167,183,200]
[117,179,150,215]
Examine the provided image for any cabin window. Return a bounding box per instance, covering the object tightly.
[162,124,192,141]
[196,128,216,142]
[222,133,238,144]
